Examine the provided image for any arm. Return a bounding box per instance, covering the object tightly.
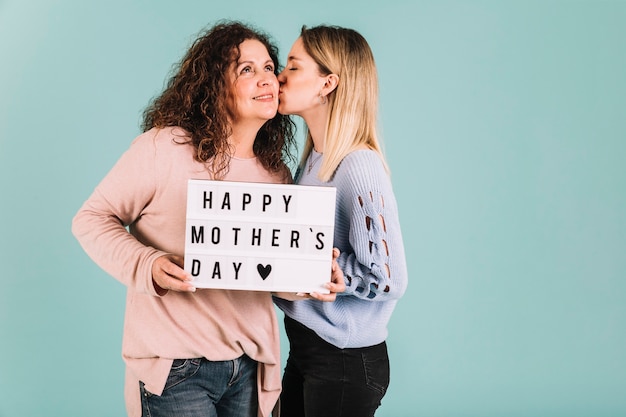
[71,131,194,295]
[336,156,408,301]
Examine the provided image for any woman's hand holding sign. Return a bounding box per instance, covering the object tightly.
[152,254,196,295]
[275,247,345,301]
[308,247,345,301]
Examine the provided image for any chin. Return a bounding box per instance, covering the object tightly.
[259,113,278,121]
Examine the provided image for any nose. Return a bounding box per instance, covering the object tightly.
[277,69,286,84]
[259,72,277,87]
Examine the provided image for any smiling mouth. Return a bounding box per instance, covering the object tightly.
[253,94,274,100]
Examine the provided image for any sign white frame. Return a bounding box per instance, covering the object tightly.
[184,179,336,293]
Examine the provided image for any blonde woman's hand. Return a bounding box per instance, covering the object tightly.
[272,248,345,301]
[307,247,346,301]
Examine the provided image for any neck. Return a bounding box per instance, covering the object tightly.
[301,108,329,153]
[229,120,264,158]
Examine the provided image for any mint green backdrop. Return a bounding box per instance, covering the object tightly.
[1,1,625,416]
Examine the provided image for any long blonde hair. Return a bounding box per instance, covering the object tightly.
[299,25,389,182]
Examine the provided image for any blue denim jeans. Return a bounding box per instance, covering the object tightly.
[281,316,390,417]
[140,355,258,417]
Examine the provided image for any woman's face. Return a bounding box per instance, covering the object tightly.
[277,37,327,116]
[227,39,279,125]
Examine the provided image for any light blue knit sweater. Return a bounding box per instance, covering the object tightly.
[275,149,408,348]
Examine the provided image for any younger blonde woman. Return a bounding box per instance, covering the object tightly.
[274,25,408,416]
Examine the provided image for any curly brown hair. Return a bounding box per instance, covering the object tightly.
[141,21,296,180]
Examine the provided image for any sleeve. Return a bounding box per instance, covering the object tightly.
[71,131,169,296]
[336,154,408,301]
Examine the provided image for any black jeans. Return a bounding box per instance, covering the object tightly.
[281,316,390,417]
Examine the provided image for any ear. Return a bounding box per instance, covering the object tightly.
[321,73,339,96]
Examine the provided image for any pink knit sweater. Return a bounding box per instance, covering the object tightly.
[72,127,286,417]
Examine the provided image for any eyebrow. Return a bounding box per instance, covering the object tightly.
[287,56,302,62]
[237,59,274,67]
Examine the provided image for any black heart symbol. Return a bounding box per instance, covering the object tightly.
[257,264,272,280]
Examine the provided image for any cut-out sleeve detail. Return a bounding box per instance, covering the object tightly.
[338,187,406,301]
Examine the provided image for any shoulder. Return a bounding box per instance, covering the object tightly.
[132,126,190,147]
[341,148,382,163]
[338,150,386,174]
[127,127,193,160]
[334,150,389,188]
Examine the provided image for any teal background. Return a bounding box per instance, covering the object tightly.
[1,0,625,416]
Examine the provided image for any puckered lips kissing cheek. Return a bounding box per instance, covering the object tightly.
[277,88,288,113]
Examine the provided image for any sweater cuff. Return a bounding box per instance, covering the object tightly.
[140,250,172,297]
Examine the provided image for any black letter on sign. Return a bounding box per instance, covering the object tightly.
[203,191,212,209]
[233,262,242,280]
[191,226,204,244]
[290,230,300,248]
[232,227,241,245]
[191,259,201,277]
[211,227,220,244]
[315,232,325,250]
[282,194,292,213]
[221,192,231,210]
[251,228,262,246]
[272,229,280,247]
[262,194,271,212]
[242,193,252,210]
[212,262,221,279]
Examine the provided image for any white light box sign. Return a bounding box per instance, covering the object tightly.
[184,179,336,294]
